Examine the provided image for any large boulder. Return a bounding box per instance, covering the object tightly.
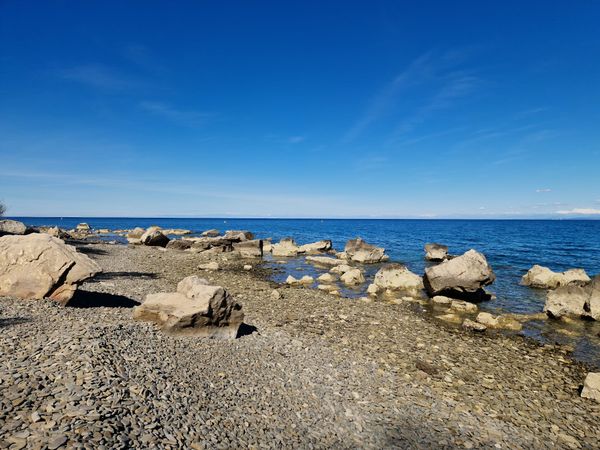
[544,275,600,320]
[166,239,194,251]
[232,239,263,258]
[223,230,254,242]
[373,263,424,294]
[521,265,590,289]
[423,249,495,301]
[342,238,387,263]
[581,373,600,403]
[140,227,170,247]
[126,227,146,244]
[0,220,27,236]
[133,276,243,338]
[424,243,448,262]
[298,240,332,254]
[0,234,101,304]
[272,238,300,257]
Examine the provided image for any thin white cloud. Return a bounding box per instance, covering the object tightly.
[556,208,600,215]
[56,64,142,90]
[288,136,305,144]
[536,188,552,193]
[140,101,212,127]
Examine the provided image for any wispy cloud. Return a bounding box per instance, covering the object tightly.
[556,208,600,215]
[536,188,552,193]
[344,49,479,143]
[56,64,143,90]
[140,101,212,127]
[288,136,305,144]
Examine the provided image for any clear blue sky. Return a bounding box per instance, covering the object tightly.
[1,1,599,218]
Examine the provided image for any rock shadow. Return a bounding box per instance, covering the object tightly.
[75,246,109,256]
[0,317,30,328]
[67,290,140,308]
[237,323,258,338]
[95,271,158,280]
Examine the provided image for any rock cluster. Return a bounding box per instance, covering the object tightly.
[521,265,590,289]
[340,238,387,263]
[133,275,244,338]
[424,249,495,301]
[0,234,100,304]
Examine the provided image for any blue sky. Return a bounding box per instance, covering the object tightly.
[1,1,599,218]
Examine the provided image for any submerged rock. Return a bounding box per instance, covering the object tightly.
[450,300,478,314]
[305,256,345,267]
[521,265,590,289]
[424,243,448,262]
[373,264,424,294]
[424,249,495,301]
[133,275,244,338]
[544,275,599,320]
[0,234,101,304]
[475,312,523,331]
[0,219,27,236]
[342,238,387,263]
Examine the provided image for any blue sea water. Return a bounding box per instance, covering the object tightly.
[11,217,600,364]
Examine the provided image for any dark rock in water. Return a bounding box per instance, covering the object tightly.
[424,249,495,301]
[424,243,448,262]
[166,239,194,250]
[0,219,27,236]
[201,228,220,237]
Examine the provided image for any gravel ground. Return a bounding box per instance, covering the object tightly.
[1,242,599,449]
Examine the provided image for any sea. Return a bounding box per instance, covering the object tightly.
[11,217,600,366]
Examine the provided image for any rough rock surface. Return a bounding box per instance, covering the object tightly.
[126,227,146,245]
[340,268,365,286]
[521,265,591,289]
[298,240,332,254]
[223,230,254,241]
[165,239,194,251]
[0,219,27,236]
[286,275,314,286]
[140,227,170,247]
[201,229,220,237]
[232,239,263,258]
[1,242,599,449]
[0,234,100,304]
[272,238,300,257]
[424,249,496,301]
[343,238,387,263]
[544,276,600,320]
[373,264,424,294]
[305,256,345,267]
[424,243,448,262]
[581,373,600,403]
[133,275,243,338]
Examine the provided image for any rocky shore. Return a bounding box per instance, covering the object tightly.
[1,238,600,449]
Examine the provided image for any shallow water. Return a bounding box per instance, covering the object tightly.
[14,217,600,366]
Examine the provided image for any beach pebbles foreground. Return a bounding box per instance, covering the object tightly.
[1,243,599,449]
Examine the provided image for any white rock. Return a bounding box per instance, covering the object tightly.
[198,261,220,271]
[272,238,300,257]
[450,300,478,313]
[431,295,453,306]
[522,265,590,289]
[373,264,424,293]
[243,264,252,271]
[340,268,365,286]
[424,243,448,261]
[317,273,336,283]
[0,219,27,236]
[298,240,332,254]
[330,264,352,275]
[581,373,600,403]
[343,238,387,263]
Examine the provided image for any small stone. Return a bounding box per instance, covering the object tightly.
[47,434,68,449]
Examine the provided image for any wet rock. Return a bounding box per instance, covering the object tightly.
[581,373,600,403]
[330,264,353,275]
[436,313,462,324]
[424,249,495,301]
[424,243,448,262]
[450,300,478,314]
[475,312,522,331]
[272,238,300,257]
[373,264,424,294]
[521,265,590,289]
[340,268,365,286]
[306,256,345,267]
[431,295,453,306]
[342,238,387,263]
[133,275,243,338]
[140,227,170,247]
[0,219,27,236]
[317,273,336,283]
[0,233,101,304]
[233,239,263,258]
[201,229,220,237]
